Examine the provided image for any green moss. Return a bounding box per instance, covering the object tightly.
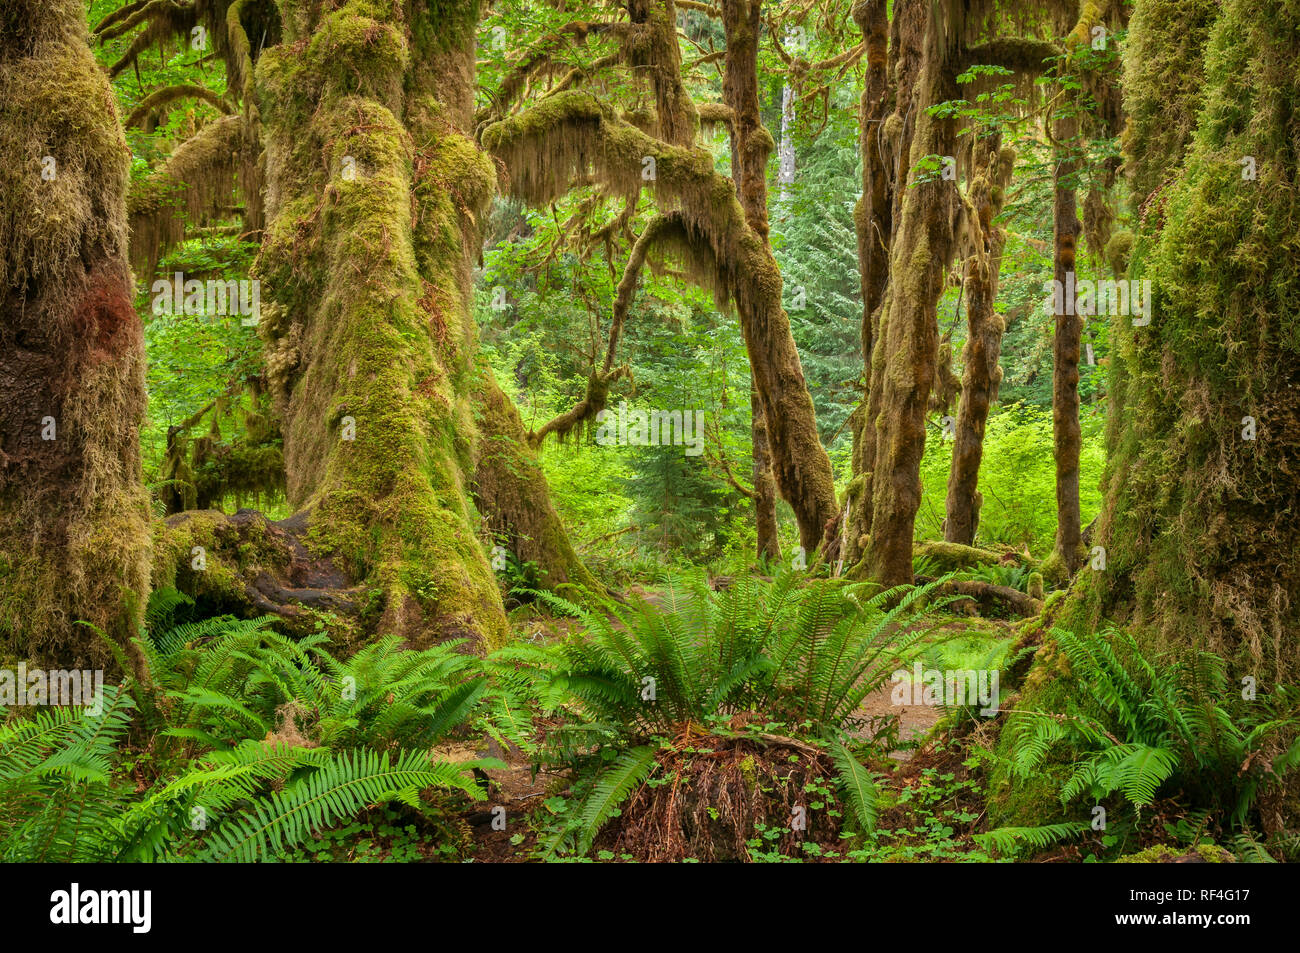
[913,540,1003,573]
[1114,844,1233,863]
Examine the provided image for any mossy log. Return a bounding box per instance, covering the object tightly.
[153,508,364,640]
[913,540,1009,572]
[928,580,1043,619]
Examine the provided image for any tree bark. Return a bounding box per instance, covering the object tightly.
[0,0,152,671]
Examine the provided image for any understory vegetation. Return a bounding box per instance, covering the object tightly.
[3,579,1296,863]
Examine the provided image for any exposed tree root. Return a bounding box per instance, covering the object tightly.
[598,729,844,863]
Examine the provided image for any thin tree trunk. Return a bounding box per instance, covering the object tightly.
[1051,112,1084,575]
[751,380,780,561]
[0,0,152,672]
[944,133,1013,545]
[721,0,834,555]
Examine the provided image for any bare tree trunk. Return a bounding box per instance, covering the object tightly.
[944,133,1014,545]
[0,0,152,671]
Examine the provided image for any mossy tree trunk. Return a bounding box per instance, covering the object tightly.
[0,0,152,671]
[847,0,926,568]
[1077,0,1300,683]
[751,380,780,562]
[255,0,509,647]
[472,369,599,593]
[944,134,1013,546]
[721,0,781,563]
[860,2,960,587]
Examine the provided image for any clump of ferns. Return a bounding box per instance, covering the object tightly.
[521,570,956,859]
[979,628,1300,860]
[0,598,539,862]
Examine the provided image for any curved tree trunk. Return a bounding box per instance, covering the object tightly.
[254,0,509,647]
[944,133,1014,545]
[0,0,152,671]
[721,0,784,562]
[484,0,837,555]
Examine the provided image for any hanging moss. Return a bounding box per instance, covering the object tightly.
[127,114,245,277]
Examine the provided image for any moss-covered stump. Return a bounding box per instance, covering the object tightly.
[0,0,152,670]
[153,509,364,642]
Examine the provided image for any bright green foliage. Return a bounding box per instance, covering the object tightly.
[195,748,483,863]
[918,403,1105,553]
[0,685,137,862]
[0,604,533,862]
[535,571,948,735]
